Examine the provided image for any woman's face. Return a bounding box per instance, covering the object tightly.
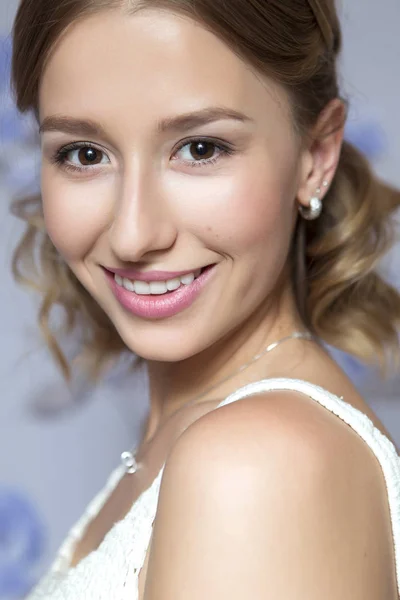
[39,8,308,361]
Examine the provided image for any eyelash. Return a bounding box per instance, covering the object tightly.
[51,138,235,175]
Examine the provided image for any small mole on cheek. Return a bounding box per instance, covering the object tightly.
[207,225,219,239]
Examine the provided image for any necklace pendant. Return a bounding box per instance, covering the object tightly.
[121,451,138,474]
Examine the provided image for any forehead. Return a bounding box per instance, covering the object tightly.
[39,8,289,133]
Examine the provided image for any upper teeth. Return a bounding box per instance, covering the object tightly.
[114,270,201,295]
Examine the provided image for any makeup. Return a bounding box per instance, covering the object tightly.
[105,265,216,319]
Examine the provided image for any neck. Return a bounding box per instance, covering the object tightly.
[144,283,306,438]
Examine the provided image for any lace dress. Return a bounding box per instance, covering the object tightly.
[27,378,400,599]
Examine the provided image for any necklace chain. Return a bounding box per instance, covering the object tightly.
[121,330,314,474]
[186,330,313,406]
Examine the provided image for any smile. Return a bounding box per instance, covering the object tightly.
[114,269,202,295]
[106,265,216,319]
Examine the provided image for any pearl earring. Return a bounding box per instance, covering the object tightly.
[298,184,325,221]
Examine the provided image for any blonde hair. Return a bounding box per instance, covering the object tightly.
[11,0,400,380]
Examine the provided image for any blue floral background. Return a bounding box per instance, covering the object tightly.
[0,488,45,599]
[0,36,40,196]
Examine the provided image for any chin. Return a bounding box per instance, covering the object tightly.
[125,342,203,363]
[114,325,207,363]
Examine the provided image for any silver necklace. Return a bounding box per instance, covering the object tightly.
[121,330,313,474]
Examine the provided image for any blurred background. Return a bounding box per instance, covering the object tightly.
[0,0,399,597]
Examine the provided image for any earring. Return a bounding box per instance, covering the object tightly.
[298,184,325,221]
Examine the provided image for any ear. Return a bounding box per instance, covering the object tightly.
[297,99,346,209]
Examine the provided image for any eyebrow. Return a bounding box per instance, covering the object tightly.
[156,106,252,133]
[39,106,252,137]
[39,116,106,137]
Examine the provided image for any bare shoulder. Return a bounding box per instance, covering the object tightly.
[143,391,398,599]
[167,388,390,480]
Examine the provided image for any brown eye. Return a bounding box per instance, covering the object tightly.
[77,147,103,165]
[189,141,215,161]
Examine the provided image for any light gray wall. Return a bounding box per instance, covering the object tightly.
[0,0,17,35]
[340,0,400,187]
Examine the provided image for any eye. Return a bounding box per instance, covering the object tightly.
[174,138,233,167]
[52,142,111,172]
[179,141,216,161]
[75,147,106,166]
[66,146,110,167]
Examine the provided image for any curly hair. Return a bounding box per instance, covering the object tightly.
[11,0,400,380]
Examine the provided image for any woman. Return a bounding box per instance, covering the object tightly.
[10,0,400,598]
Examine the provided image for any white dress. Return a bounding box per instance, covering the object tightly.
[27,378,400,599]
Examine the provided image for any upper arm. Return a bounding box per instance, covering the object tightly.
[143,391,397,600]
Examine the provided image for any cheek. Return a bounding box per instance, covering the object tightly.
[224,173,293,248]
[170,156,296,258]
[41,168,112,261]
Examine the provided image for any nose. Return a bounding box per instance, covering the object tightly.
[109,168,177,263]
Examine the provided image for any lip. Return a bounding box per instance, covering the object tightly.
[104,266,203,282]
[105,264,216,320]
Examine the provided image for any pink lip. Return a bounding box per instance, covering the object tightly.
[105,266,203,282]
[105,265,216,319]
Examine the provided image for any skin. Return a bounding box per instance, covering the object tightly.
[38,7,398,598]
